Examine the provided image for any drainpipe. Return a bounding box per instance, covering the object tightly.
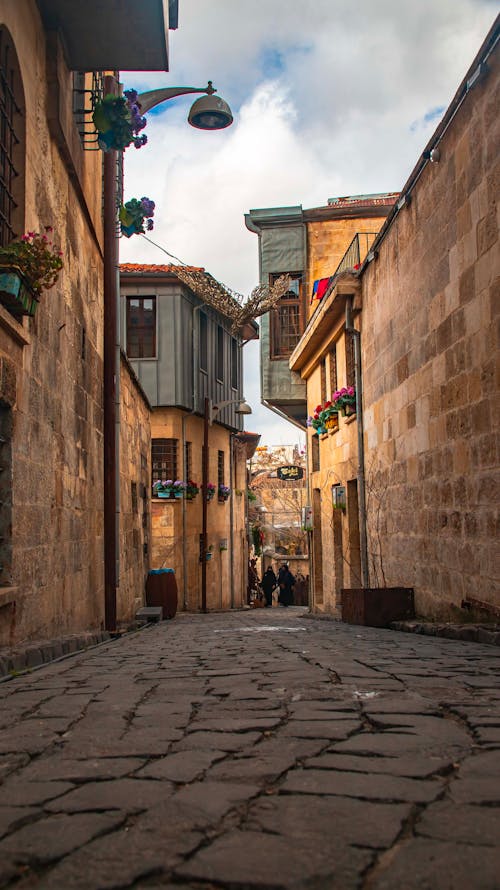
[229,433,235,609]
[181,302,202,610]
[103,74,119,632]
[345,297,369,587]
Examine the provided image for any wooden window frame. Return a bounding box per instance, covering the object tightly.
[329,345,338,397]
[269,272,305,360]
[216,324,224,383]
[152,438,178,492]
[346,332,355,389]
[217,450,225,487]
[199,311,208,373]
[231,336,238,390]
[126,296,156,359]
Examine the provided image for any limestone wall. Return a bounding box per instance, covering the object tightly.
[150,408,248,613]
[118,356,151,623]
[360,43,499,617]
[0,3,105,644]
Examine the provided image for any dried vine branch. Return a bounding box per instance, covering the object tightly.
[173,266,291,333]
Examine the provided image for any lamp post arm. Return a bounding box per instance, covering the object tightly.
[137,82,216,114]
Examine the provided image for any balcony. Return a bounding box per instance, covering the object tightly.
[38,0,177,71]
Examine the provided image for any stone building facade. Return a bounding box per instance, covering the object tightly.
[120,265,256,613]
[289,20,499,619]
[0,2,172,645]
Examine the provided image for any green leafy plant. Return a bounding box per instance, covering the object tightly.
[0,227,63,297]
[119,197,155,237]
[92,89,147,151]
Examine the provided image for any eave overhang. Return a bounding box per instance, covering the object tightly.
[37,0,173,71]
[289,273,361,377]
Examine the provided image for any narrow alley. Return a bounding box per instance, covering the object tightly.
[0,610,498,889]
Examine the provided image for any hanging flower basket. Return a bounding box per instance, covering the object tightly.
[0,265,38,317]
[218,484,231,502]
[185,480,200,500]
[119,197,155,238]
[205,483,216,501]
[0,228,63,317]
[92,89,147,152]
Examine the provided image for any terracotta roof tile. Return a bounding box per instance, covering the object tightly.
[119,263,204,273]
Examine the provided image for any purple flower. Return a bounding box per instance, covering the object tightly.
[140,197,155,217]
[146,219,154,231]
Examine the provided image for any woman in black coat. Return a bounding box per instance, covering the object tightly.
[278,564,296,607]
[261,567,277,607]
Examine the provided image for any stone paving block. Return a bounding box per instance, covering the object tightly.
[0,780,74,807]
[416,800,500,846]
[173,779,260,820]
[305,752,452,778]
[332,731,468,758]
[247,793,411,849]
[0,810,126,863]
[188,715,281,732]
[175,828,372,889]
[0,753,30,781]
[448,775,500,804]
[0,805,40,840]
[457,748,500,776]
[19,757,146,783]
[137,749,225,783]
[281,768,442,803]
[44,778,174,813]
[368,838,499,889]
[173,730,261,752]
[279,718,361,740]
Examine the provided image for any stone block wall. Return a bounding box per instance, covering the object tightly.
[0,3,105,644]
[119,355,151,623]
[361,41,499,617]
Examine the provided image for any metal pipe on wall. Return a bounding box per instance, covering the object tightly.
[103,74,118,632]
[345,297,369,587]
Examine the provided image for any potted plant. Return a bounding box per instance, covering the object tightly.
[0,227,63,318]
[333,386,356,416]
[218,484,231,502]
[204,482,216,501]
[307,401,339,436]
[185,480,200,500]
[92,89,147,152]
[153,479,174,498]
[172,480,187,498]
[119,197,155,238]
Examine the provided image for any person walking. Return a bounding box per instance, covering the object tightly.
[261,566,277,608]
[278,563,296,607]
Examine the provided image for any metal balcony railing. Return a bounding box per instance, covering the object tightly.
[333,232,378,278]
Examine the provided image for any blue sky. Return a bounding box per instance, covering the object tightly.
[120,0,497,446]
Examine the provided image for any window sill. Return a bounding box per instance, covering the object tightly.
[0,304,31,347]
[344,413,357,424]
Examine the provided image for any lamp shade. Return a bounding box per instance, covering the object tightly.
[235,400,252,415]
[188,94,233,130]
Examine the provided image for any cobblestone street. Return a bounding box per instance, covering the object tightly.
[0,608,499,889]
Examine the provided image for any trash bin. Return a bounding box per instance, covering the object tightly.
[145,568,178,619]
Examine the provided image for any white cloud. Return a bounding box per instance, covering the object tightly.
[120,0,497,444]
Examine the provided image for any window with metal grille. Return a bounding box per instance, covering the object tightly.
[269,273,304,359]
[199,311,208,372]
[0,28,24,247]
[329,345,338,397]
[231,337,238,389]
[216,325,224,382]
[185,441,192,481]
[320,359,327,404]
[152,439,178,489]
[217,450,225,486]
[126,297,156,358]
[311,435,320,472]
[346,332,355,389]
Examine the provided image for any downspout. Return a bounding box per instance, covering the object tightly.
[103,74,119,632]
[229,433,235,609]
[182,301,202,610]
[345,297,369,587]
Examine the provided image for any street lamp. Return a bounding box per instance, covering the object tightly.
[201,396,252,613]
[103,77,233,632]
[137,81,233,129]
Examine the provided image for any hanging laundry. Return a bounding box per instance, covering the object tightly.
[311,277,332,303]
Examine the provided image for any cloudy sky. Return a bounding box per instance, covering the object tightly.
[120,0,497,446]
